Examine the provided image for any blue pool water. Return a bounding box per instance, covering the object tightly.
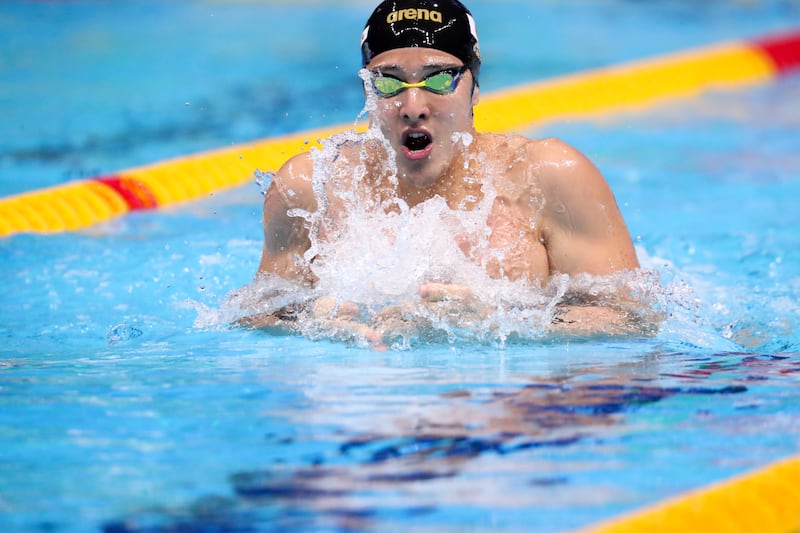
[2,1,800,532]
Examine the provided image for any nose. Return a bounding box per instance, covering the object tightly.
[399,88,430,123]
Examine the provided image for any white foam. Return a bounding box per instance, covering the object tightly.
[203,96,692,347]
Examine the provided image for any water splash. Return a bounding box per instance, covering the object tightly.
[105,323,143,345]
[194,76,735,348]
[204,123,689,348]
[355,68,379,125]
[254,169,273,196]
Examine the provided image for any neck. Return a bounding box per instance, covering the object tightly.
[396,142,481,209]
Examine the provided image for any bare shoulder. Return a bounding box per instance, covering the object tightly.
[471,134,608,195]
[260,151,317,241]
[519,137,619,208]
[524,136,580,158]
[258,151,318,283]
[269,151,315,208]
[525,137,602,182]
[472,132,532,192]
[520,137,639,274]
[473,132,529,159]
[474,133,578,159]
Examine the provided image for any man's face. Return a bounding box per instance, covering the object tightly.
[366,47,479,189]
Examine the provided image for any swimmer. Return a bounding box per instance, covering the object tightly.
[247,0,644,347]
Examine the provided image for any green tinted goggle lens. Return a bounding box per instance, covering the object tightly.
[372,67,467,98]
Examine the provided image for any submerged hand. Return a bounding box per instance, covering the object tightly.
[419,282,490,321]
[418,282,473,302]
[237,297,385,349]
[310,296,387,350]
[308,285,489,349]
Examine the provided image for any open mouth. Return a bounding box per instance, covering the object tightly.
[402,130,433,159]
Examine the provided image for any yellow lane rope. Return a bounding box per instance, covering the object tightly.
[575,454,800,533]
[0,31,797,237]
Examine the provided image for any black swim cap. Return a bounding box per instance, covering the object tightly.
[361,0,481,79]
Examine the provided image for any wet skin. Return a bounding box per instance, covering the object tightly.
[252,48,642,347]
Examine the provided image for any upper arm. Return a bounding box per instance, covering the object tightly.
[256,153,318,284]
[534,139,639,276]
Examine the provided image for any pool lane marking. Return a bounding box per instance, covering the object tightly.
[0,180,130,234]
[575,454,800,533]
[1,30,798,237]
[756,31,800,73]
[96,176,159,210]
[475,41,774,132]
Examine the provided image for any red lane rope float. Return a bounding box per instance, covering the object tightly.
[756,31,800,72]
[1,30,799,237]
[95,176,159,210]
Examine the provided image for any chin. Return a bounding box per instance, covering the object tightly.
[396,160,440,188]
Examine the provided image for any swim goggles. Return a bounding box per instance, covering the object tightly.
[371,65,470,98]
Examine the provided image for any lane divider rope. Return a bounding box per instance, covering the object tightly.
[1,30,798,237]
[575,454,800,533]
